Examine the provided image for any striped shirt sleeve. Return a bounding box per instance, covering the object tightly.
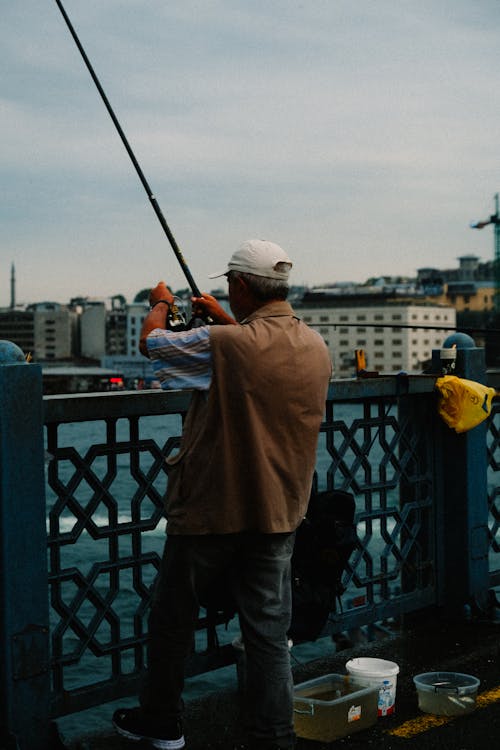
[146,326,213,391]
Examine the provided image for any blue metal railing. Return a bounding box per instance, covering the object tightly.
[0,352,498,750]
[487,388,500,587]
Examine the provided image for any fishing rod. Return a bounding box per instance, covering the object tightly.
[305,322,500,336]
[54,0,202,299]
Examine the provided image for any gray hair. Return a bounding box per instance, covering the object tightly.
[229,265,290,301]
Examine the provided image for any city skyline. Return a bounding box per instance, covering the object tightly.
[2,1,499,307]
[2,249,496,310]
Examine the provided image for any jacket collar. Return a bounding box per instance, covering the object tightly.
[241,300,296,324]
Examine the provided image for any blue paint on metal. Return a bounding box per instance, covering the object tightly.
[434,345,490,613]
[442,332,476,349]
[0,340,26,364]
[0,356,50,750]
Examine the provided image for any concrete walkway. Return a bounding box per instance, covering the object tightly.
[64,615,500,750]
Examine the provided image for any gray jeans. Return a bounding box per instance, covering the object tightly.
[140,531,296,749]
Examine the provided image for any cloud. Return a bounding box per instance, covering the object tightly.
[1,0,499,304]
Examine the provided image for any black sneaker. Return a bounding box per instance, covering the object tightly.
[112,707,185,749]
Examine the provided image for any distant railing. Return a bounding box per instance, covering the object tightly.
[0,345,498,750]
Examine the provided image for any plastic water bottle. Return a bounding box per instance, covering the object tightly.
[379,680,392,715]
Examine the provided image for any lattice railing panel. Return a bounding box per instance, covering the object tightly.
[45,414,183,700]
[44,386,438,716]
[487,401,500,568]
[316,396,435,627]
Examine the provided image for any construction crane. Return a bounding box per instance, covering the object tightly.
[470,193,500,311]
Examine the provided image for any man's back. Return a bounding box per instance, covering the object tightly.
[164,301,332,534]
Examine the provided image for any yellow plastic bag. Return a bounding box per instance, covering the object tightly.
[435,375,496,433]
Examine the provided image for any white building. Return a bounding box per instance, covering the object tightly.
[299,303,456,377]
[80,302,106,359]
[126,302,149,358]
[102,301,151,383]
[32,303,76,361]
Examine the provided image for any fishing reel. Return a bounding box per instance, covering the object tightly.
[165,296,189,331]
[438,344,457,376]
[166,296,209,331]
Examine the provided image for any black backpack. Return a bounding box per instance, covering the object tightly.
[288,487,358,642]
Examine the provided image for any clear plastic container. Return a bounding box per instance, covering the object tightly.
[293,673,379,741]
[413,671,480,716]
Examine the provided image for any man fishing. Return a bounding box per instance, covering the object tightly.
[113,239,332,750]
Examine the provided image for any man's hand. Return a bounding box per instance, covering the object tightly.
[191,293,236,325]
[149,281,175,308]
[139,281,175,357]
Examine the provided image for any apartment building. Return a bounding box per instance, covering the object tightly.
[417,255,496,313]
[443,282,495,313]
[0,309,35,355]
[77,298,128,360]
[126,302,149,358]
[299,302,456,377]
[0,304,76,361]
[106,306,127,357]
[32,303,76,360]
[80,301,106,359]
[102,301,151,381]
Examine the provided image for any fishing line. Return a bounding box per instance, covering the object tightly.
[54,0,202,297]
[302,322,500,335]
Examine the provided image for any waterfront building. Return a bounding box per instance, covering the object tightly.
[126,301,149,357]
[417,254,496,288]
[79,301,107,359]
[298,301,456,377]
[0,303,75,362]
[106,297,128,357]
[417,254,496,313]
[73,296,128,361]
[434,281,495,313]
[0,309,34,356]
[102,301,151,384]
[31,302,76,361]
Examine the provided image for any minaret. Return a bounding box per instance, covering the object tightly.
[10,263,15,309]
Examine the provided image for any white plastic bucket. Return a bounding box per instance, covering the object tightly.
[345,657,400,716]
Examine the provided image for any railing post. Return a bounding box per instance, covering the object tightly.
[432,334,490,615]
[0,342,50,749]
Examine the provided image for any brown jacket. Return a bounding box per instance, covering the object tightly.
[164,301,332,534]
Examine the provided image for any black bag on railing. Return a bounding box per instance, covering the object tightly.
[288,488,358,643]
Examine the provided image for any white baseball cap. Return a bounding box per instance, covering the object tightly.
[208,239,293,280]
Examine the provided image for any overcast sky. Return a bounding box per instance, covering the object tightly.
[2,0,499,305]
